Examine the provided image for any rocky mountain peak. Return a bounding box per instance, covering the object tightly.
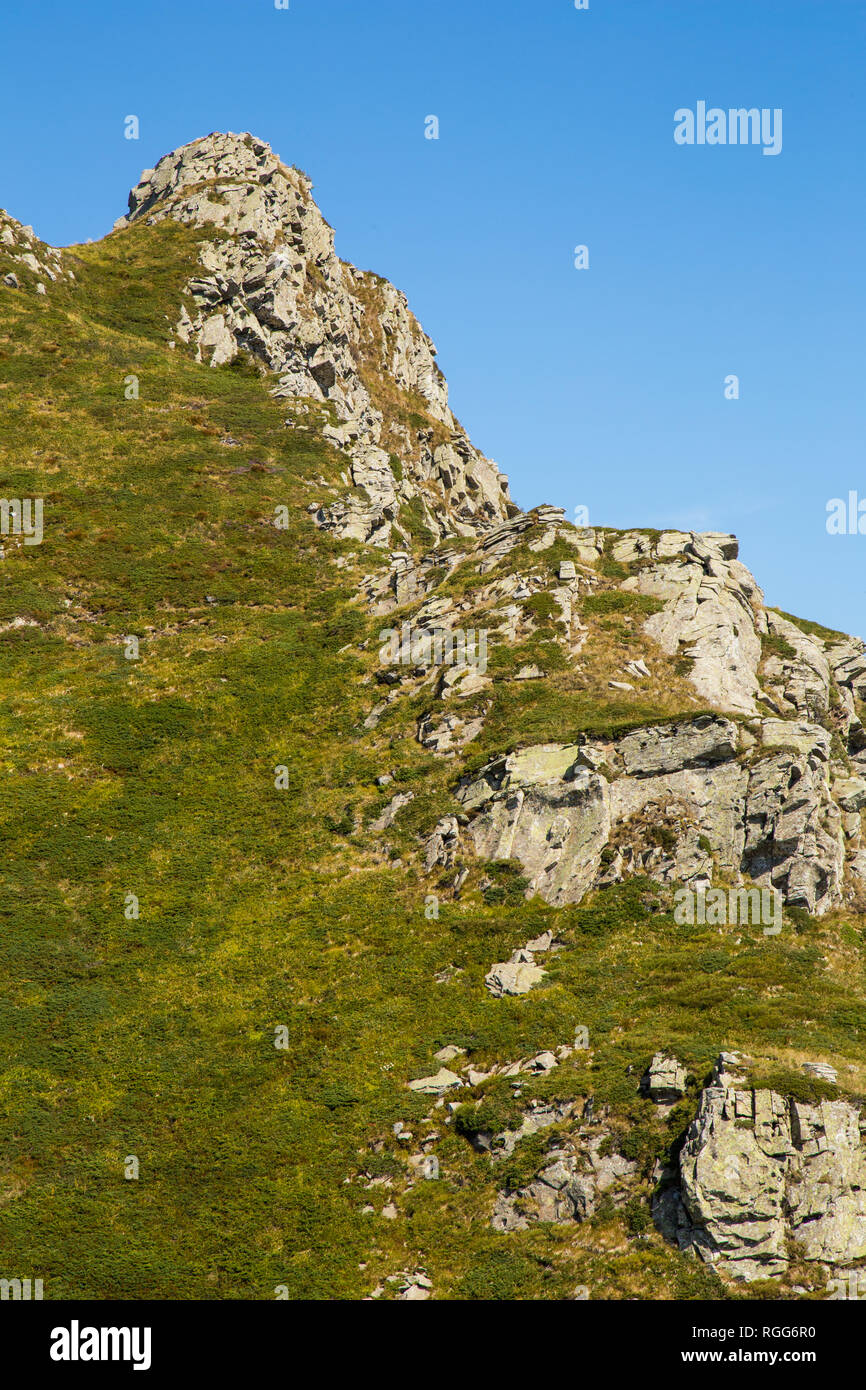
[118,130,310,234]
[116,131,514,548]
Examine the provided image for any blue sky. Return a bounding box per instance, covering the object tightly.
[1,0,864,635]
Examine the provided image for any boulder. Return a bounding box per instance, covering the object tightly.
[408,1068,462,1096]
[484,957,546,998]
[642,1053,687,1102]
[617,716,738,776]
[369,790,414,833]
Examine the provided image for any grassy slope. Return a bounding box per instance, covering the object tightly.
[0,223,865,1300]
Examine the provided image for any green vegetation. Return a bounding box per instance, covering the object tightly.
[582,591,664,620]
[1,217,866,1303]
[761,632,798,664]
[743,1066,840,1106]
[768,609,849,646]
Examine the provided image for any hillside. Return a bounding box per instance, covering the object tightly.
[2,132,866,1301]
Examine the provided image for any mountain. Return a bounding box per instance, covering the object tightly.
[2,132,866,1300]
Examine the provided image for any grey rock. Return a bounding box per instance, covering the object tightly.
[524,930,555,952]
[484,957,546,998]
[369,790,414,833]
[118,131,513,549]
[618,717,739,776]
[492,1130,638,1231]
[423,815,460,873]
[418,710,484,754]
[643,1052,687,1102]
[407,1068,462,1096]
[659,1061,866,1279]
[802,1061,838,1085]
[443,711,845,915]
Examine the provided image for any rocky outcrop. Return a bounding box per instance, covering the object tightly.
[451,713,847,915]
[481,927,559,998]
[656,1055,866,1280]
[492,1126,638,1231]
[642,1053,688,1103]
[614,530,764,715]
[372,512,866,913]
[408,1067,463,1097]
[619,532,866,767]
[117,132,512,546]
[0,209,70,294]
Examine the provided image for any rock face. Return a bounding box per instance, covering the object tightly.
[615,530,866,744]
[617,530,763,716]
[384,511,866,916]
[453,713,847,915]
[117,131,512,546]
[657,1061,866,1280]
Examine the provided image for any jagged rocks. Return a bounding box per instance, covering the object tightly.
[617,716,739,776]
[393,1271,432,1300]
[833,776,866,813]
[368,790,414,833]
[423,815,460,873]
[802,1061,838,1085]
[407,1067,462,1096]
[455,744,610,905]
[762,611,833,722]
[492,1130,638,1231]
[656,1062,866,1280]
[617,530,764,715]
[470,1099,580,1160]
[463,1047,564,1088]
[118,132,512,548]
[417,710,485,755]
[483,926,560,998]
[0,210,69,292]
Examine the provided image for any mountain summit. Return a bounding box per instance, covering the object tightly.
[117,131,513,548]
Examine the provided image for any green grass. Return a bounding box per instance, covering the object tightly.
[768,608,850,646]
[762,632,798,663]
[0,218,865,1302]
[582,591,664,619]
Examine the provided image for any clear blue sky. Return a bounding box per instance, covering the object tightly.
[2,0,864,636]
